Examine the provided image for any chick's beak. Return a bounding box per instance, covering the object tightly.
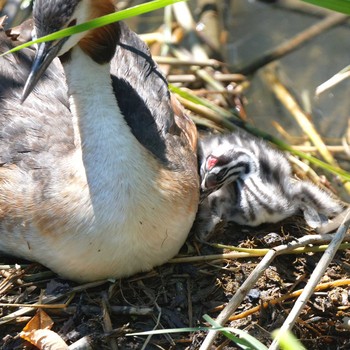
[21,39,66,103]
[202,172,217,191]
[199,173,217,202]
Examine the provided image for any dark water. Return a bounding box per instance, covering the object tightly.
[224,0,350,141]
[128,0,350,148]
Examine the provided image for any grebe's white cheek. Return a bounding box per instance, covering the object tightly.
[58,32,85,56]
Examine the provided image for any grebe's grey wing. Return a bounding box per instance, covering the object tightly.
[0,22,74,170]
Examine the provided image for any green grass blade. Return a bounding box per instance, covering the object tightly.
[128,327,211,336]
[272,329,306,350]
[302,0,350,14]
[170,84,235,118]
[127,324,267,350]
[1,0,185,57]
[203,315,268,350]
[170,84,350,182]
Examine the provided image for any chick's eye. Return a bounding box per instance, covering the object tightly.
[216,168,227,181]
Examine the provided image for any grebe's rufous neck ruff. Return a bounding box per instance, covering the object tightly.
[22,0,119,101]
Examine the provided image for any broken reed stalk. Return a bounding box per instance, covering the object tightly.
[175,95,234,130]
[170,234,350,264]
[198,228,350,350]
[292,145,349,153]
[196,0,222,57]
[316,64,350,96]
[101,293,118,350]
[171,85,350,182]
[262,66,350,194]
[289,154,326,184]
[225,278,350,321]
[263,67,336,166]
[269,210,350,350]
[276,0,337,18]
[169,242,350,264]
[171,2,228,107]
[153,56,224,68]
[0,280,107,325]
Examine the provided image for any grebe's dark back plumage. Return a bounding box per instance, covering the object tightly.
[0,0,199,282]
[111,22,197,168]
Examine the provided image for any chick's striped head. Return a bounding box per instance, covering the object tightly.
[200,145,257,192]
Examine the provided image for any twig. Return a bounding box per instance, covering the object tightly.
[277,0,337,18]
[198,232,350,350]
[172,2,207,59]
[170,243,350,264]
[197,0,221,55]
[289,154,324,185]
[291,145,349,154]
[170,233,350,264]
[101,293,118,350]
[263,66,350,193]
[187,278,193,328]
[0,302,68,309]
[0,267,25,295]
[0,280,108,325]
[167,73,245,83]
[171,84,350,182]
[172,2,228,106]
[269,210,350,350]
[263,66,337,166]
[138,32,167,45]
[170,251,257,263]
[68,336,94,350]
[49,305,153,316]
[211,242,350,255]
[190,115,224,131]
[316,65,350,96]
[153,56,224,68]
[236,13,349,75]
[175,95,234,130]
[141,304,162,350]
[225,278,350,321]
[0,264,28,270]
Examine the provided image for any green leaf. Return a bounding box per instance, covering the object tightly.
[272,329,306,350]
[127,316,269,350]
[203,315,269,350]
[302,0,350,14]
[127,326,211,336]
[170,84,350,182]
[1,0,186,57]
[127,325,268,349]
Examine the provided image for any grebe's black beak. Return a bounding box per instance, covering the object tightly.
[21,38,66,103]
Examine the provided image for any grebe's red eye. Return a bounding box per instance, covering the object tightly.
[206,155,218,170]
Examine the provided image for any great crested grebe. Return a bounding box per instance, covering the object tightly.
[0,0,199,281]
[196,130,345,237]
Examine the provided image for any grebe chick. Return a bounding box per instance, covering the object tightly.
[196,131,345,238]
